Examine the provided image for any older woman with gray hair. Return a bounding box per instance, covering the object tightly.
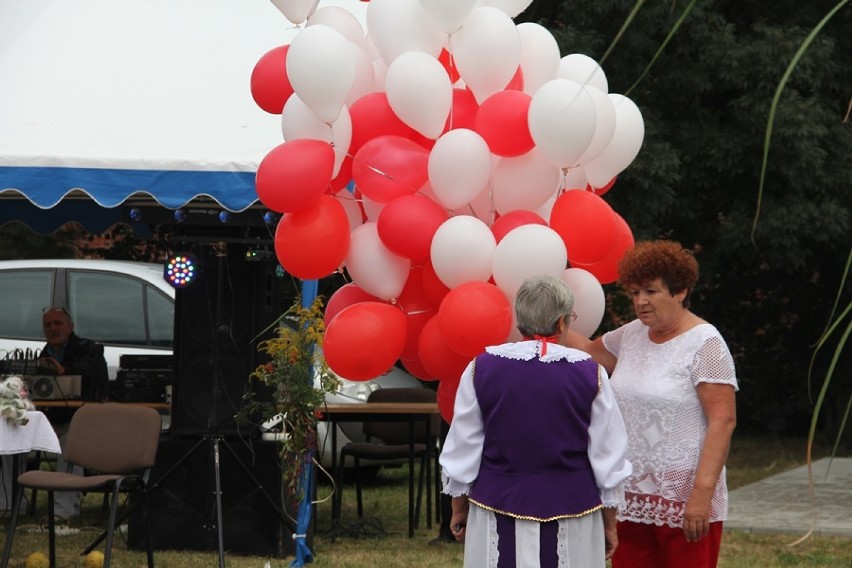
[440,274,632,568]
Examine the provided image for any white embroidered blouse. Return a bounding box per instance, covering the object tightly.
[602,319,739,527]
[440,340,632,508]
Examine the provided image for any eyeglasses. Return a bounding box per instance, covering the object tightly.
[569,312,577,322]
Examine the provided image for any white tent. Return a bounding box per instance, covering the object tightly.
[0,0,367,229]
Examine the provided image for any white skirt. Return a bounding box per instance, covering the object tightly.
[462,503,606,568]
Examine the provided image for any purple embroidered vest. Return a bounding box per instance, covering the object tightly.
[468,352,602,521]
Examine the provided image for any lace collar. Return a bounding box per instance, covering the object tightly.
[485,341,592,363]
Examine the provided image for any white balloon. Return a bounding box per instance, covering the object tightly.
[562,267,605,338]
[335,189,366,233]
[386,51,452,139]
[533,190,557,220]
[371,56,389,93]
[428,129,492,209]
[528,79,597,168]
[345,222,411,301]
[361,195,385,221]
[517,22,560,96]
[451,7,521,104]
[419,0,478,33]
[270,0,319,25]
[562,166,589,190]
[448,183,495,225]
[346,42,377,107]
[280,94,352,177]
[370,0,444,65]
[286,25,355,124]
[366,0,390,38]
[575,87,616,166]
[430,216,496,287]
[475,0,532,18]
[491,149,560,214]
[493,224,567,299]
[583,94,645,188]
[557,53,608,93]
[307,6,366,49]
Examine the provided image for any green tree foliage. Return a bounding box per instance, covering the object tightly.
[521,0,851,437]
[0,222,82,259]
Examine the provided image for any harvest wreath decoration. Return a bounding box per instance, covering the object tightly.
[238,296,339,506]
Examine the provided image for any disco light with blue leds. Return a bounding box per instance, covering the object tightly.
[164,254,199,289]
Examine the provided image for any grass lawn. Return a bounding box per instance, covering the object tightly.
[1,435,850,567]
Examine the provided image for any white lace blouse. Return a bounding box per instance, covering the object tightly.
[440,340,632,508]
[603,319,739,527]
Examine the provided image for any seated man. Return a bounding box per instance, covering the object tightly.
[39,306,109,520]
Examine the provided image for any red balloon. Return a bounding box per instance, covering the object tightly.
[402,307,436,361]
[349,92,417,157]
[377,194,449,261]
[490,210,547,243]
[437,281,512,358]
[437,374,461,424]
[324,283,380,326]
[400,356,436,382]
[396,266,436,313]
[250,45,293,114]
[475,90,534,157]
[330,156,354,192]
[274,194,350,279]
[421,260,451,307]
[570,212,635,285]
[397,267,438,359]
[352,135,430,203]
[437,48,460,84]
[324,302,408,381]
[256,139,335,213]
[444,88,479,133]
[549,189,618,265]
[418,315,471,383]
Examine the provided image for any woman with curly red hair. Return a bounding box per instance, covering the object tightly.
[565,240,738,568]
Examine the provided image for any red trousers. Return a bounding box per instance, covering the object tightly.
[611,520,723,568]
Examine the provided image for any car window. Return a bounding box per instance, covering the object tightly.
[146,286,174,348]
[68,270,149,346]
[0,269,53,340]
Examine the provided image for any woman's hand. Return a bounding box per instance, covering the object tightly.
[603,507,618,559]
[682,487,713,542]
[450,496,469,542]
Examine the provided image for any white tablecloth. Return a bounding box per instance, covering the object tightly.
[0,410,60,510]
[0,410,61,455]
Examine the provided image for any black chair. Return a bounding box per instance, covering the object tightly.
[2,403,162,568]
[335,387,440,537]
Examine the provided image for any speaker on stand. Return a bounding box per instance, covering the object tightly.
[127,242,296,564]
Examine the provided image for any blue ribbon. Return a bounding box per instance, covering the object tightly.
[291,279,319,567]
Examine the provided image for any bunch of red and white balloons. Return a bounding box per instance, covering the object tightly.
[251,0,643,421]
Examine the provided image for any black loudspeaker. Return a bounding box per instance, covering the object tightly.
[170,244,283,436]
[128,436,304,556]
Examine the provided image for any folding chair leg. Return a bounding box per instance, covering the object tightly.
[334,453,347,524]
[142,490,155,568]
[102,485,122,568]
[354,458,364,519]
[47,490,57,568]
[414,455,427,530]
[1,484,24,567]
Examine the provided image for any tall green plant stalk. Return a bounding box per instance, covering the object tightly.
[752,1,851,538]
